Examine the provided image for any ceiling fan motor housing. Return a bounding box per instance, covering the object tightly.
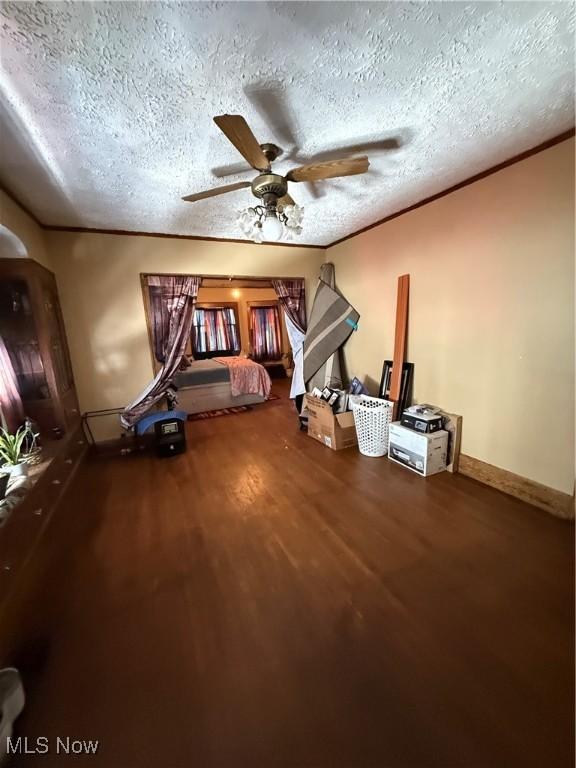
[251,173,288,206]
[260,143,283,162]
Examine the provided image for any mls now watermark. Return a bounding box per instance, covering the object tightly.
[7,736,99,756]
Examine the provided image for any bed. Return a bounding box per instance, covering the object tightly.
[172,357,272,415]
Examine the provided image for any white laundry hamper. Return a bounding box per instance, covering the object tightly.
[350,395,393,457]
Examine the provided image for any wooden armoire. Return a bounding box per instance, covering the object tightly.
[0,258,79,436]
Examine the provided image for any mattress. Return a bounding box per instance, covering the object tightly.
[176,383,265,415]
[173,359,229,388]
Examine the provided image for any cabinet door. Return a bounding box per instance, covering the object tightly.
[42,285,75,395]
[41,283,80,430]
[0,260,79,434]
[0,278,50,401]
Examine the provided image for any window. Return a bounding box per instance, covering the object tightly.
[192,305,240,358]
[249,305,282,361]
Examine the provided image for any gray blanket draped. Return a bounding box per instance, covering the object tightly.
[303,263,359,391]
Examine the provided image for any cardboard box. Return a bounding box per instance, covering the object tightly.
[388,422,448,476]
[304,394,358,451]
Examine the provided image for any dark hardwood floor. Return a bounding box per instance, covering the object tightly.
[8,382,574,767]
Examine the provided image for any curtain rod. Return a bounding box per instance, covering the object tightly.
[140,272,306,281]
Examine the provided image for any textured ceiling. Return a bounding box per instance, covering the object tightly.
[0,1,574,246]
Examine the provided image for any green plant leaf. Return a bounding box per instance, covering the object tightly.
[0,426,28,464]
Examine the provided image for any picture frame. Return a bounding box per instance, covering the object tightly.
[379,361,414,415]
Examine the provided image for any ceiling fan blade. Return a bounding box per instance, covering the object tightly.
[278,193,296,208]
[286,155,369,183]
[304,137,401,164]
[213,114,270,172]
[182,181,251,203]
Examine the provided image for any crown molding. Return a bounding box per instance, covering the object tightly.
[0,185,323,248]
[326,128,575,249]
[2,128,573,251]
[42,225,325,249]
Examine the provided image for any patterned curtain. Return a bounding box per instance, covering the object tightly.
[193,307,240,355]
[271,279,307,334]
[0,334,24,433]
[147,282,171,363]
[121,275,201,428]
[148,276,199,363]
[249,306,282,361]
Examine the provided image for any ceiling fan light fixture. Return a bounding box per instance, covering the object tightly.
[237,202,305,243]
[282,204,304,230]
[261,212,284,242]
[237,207,260,240]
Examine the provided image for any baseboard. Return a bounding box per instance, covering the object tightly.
[458,455,575,520]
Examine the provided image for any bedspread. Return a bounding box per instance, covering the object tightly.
[213,357,272,398]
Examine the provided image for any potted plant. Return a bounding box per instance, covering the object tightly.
[0,426,30,479]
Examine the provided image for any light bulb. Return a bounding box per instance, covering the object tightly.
[261,213,283,242]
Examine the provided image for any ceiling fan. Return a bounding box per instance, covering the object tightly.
[181,113,369,242]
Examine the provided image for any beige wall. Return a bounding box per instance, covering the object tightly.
[0,189,51,269]
[195,286,289,358]
[46,231,323,439]
[327,138,575,494]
